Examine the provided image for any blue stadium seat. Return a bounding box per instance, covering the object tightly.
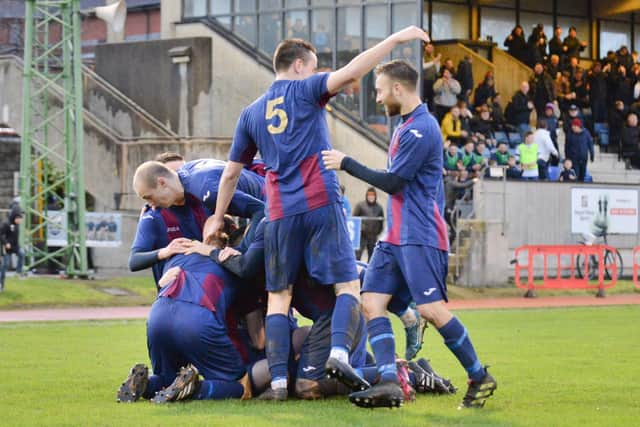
[548,166,561,181]
[584,171,593,183]
[493,131,509,143]
[508,132,522,147]
[594,122,609,147]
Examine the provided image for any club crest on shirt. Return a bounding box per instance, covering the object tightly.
[409,129,423,138]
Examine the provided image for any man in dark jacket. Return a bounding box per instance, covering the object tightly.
[565,118,594,182]
[548,26,566,60]
[588,62,608,124]
[0,208,24,290]
[527,24,547,67]
[621,112,640,169]
[456,55,474,104]
[563,27,587,59]
[352,187,384,261]
[504,25,529,64]
[509,81,534,141]
[529,63,555,117]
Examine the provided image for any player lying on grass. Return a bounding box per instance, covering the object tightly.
[184,221,450,400]
[322,59,497,409]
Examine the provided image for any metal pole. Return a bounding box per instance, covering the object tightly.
[71,0,88,276]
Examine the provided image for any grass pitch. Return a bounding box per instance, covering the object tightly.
[1,305,638,426]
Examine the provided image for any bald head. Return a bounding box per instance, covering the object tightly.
[133,161,182,208]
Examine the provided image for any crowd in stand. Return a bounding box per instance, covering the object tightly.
[421,24,640,236]
[422,24,640,200]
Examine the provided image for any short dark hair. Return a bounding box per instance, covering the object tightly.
[155,152,184,164]
[537,120,547,129]
[273,39,316,72]
[374,60,418,89]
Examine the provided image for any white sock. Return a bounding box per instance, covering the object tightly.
[271,378,287,390]
[400,307,418,328]
[329,347,349,364]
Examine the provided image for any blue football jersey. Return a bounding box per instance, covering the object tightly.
[228,73,341,220]
[382,104,449,251]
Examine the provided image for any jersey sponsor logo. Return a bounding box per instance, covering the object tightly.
[423,288,437,297]
[409,129,423,138]
[202,190,211,203]
[167,226,180,233]
[301,366,317,373]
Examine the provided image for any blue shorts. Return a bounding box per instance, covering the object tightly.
[296,312,367,381]
[264,203,358,292]
[147,298,246,383]
[362,242,448,305]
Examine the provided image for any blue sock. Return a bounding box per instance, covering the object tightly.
[438,317,486,382]
[265,313,291,388]
[367,316,398,383]
[143,374,164,399]
[331,294,360,354]
[354,366,379,384]
[194,380,244,400]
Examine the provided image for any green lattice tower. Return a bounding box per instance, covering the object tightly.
[20,0,88,277]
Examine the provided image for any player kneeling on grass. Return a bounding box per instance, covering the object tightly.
[117,253,254,403]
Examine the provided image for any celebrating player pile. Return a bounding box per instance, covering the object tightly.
[119,25,496,411]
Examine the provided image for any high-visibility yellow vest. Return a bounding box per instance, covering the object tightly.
[518,143,538,171]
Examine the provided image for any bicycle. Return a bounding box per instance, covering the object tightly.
[575,230,623,281]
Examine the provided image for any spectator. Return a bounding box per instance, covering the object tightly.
[548,26,567,61]
[289,18,307,39]
[339,184,351,217]
[422,42,441,109]
[471,141,489,177]
[0,208,25,290]
[559,158,577,182]
[533,120,559,180]
[506,155,523,179]
[565,118,594,182]
[473,71,496,111]
[456,55,474,103]
[441,106,468,146]
[470,104,494,139]
[433,68,462,122]
[588,62,608,124]
[563,26,587,59]
[492,142,510,166]
[504,25,529,64]
[457,100,474,135]
[540,102,560,156]
[529,63,555,117]
[313,23,330,52]
[610,65,634,108]
[527,23,548,67]
[572,68,589,109]
[442,57,456,74]
[444,171,475,241]
[562,104,585,136]
[517,131,539,180]
[608,100,627,157]
[489,93,506,125]
[546,54,562,80]
[508,81,534,140]
[617,46,634,72]
[443,143,462,176]
[566,56,582,82]
[621,112,640,169]
[461,140,477,172]
[556,71,576,113]
[352,187,384,261]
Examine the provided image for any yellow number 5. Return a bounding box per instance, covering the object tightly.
[266,96,288,135]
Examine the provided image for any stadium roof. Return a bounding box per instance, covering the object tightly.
[0,1,160,19]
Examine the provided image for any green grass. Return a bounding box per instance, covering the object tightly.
[0,276,156,309]
[1,306,638,426]
[0,275,637,311]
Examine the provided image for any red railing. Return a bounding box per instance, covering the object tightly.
[633,247,640,289]
[514,245,618,297]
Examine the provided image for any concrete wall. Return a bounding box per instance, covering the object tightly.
[95,37,212,137]
[172,21,389,211]
[465,179,640,286]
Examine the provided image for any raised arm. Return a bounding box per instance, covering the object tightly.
[326,26,429,94]
[204,161,245,242]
